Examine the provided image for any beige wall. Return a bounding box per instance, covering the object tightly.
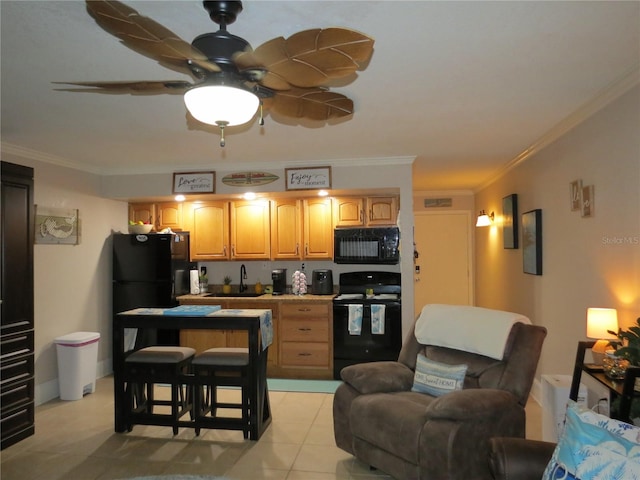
[1,153,128,403]
[474,85,640,378]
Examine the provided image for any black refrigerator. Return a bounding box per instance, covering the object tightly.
[112,232,191,346]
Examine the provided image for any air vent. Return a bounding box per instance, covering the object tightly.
[424,198,452,208]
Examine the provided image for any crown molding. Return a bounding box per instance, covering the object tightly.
[1,142,415,176]
[475,65,640,192]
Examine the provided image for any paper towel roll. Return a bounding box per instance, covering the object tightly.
[190,269,200,294]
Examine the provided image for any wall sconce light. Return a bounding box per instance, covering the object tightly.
[586,307,618,364]
[476,210,494,227]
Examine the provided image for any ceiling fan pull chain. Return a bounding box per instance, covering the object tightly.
[259,102,265,126]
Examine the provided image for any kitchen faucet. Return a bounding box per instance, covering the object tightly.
[239,264,247,293]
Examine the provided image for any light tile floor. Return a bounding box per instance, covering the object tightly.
[0,377,542,480]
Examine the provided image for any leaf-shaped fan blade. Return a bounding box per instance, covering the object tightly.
[235,28,374,89]
[52,80,193,93]
[85,0,220,74]
[267,87,353,121]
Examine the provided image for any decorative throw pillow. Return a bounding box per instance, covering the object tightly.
[411,353,467,396]
[542,400,640,479]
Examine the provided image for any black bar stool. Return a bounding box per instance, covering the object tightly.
[124,346,195,434]
[191,347,251,438]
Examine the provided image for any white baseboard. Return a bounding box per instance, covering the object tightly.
[35,358,113,406]
[530,377,542,405]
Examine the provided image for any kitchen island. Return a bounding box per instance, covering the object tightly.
[113,307,272,439]
[177,293,335,379]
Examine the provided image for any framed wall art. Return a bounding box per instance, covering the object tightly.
[570,179,582,211]
[172,171,215,194]
[502,193,518,249]
[35,206,80,245]
[581,185,594,218]
[285,166,331,190]
[522,209,542,275]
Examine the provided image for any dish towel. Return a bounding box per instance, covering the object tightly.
[348,304,363,335]
[371,304,386,335]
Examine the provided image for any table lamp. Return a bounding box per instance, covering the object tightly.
[586,307,618,365]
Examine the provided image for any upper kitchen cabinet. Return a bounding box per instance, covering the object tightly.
[189,201,230,260]
[333,196,398,227]
[129,202,183,231]
[303,198,333,260]
[230,200,271,260]
[271,198,302,260]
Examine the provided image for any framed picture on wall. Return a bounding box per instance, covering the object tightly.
[502,194,518,249]
[522,209,542,275]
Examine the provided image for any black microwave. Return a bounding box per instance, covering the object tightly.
[334,227,400,264]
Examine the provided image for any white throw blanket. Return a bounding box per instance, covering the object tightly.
[415,304,530,360]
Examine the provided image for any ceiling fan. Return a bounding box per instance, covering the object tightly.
[55,0,375,146]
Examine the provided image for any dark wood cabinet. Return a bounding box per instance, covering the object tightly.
[1,161,35,450]
[570,341,640,424]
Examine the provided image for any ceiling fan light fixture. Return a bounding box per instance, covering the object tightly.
[184,85,259,127]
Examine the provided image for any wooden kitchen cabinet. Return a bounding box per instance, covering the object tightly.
[333,196,398,227]
[129,202,183,231]
[368,196,399,225]
[180,300,279,370]
[271,198,302,260]
[332,197,364,226]
[303,198,333,260]
[230,200,271,260]
[190,201,230,260]
[279,302,332,376]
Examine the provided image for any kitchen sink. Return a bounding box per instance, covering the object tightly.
[204,292,264,298]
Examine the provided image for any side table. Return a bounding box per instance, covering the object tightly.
[569,340,640,423]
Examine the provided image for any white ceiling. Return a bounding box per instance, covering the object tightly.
[1,1,639,191]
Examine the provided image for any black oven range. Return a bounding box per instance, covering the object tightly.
[333,271,402,379]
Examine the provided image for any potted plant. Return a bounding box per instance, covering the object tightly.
[222,275,232,294]
[608,317,640,422]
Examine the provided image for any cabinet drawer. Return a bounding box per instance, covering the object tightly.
[280,342,329,367]
[281,318,328,342]
[0,354,34,392]
[1,400,34,450]
[281,303,329,319]
[1,331,34,361]
[1,376,34,415]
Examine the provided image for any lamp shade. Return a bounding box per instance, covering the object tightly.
[184,85,259,126]
[586,308,618,339]
[476,210,493,227]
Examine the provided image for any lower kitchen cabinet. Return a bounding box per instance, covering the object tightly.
[180,300,279,371]
[278,302,332,378]
[178,297,333,379]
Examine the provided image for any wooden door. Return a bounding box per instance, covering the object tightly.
[367,196,398,226]
[413,212,473,318]
[128,203,155,227]
[303,198,333,259]
[333,197,364,227]
[230,200,271,259]
[156,202,183,231]
[271,198,302,260]
[190,202,229,260]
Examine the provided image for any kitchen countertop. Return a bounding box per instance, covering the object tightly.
[177,293,336,304]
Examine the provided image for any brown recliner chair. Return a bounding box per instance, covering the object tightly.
[488,437,556,480]
[333,315,546,480]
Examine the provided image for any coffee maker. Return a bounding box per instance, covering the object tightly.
[271,269,287,295]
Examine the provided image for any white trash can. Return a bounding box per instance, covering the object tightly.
[54,331,100,401]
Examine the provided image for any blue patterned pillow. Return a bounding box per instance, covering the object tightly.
[542,400,640,479]
[411,354,467,396]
